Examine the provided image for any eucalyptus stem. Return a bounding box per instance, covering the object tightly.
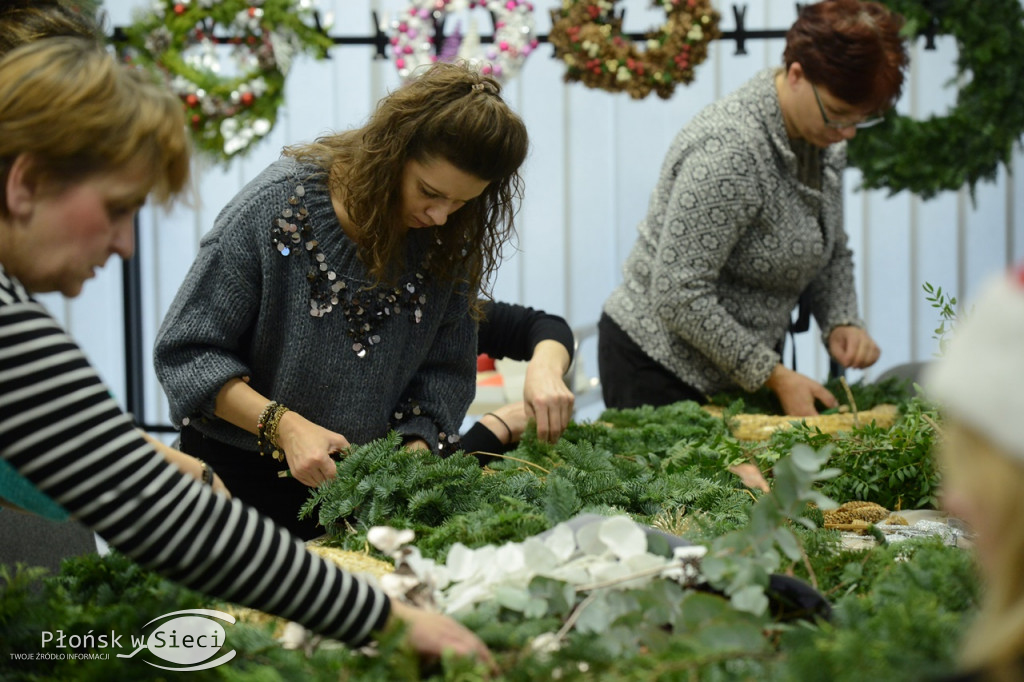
[555,592,598,641]
[574,561,686,592]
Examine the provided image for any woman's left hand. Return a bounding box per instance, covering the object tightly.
[523,340,575,443]
[828,325,881,369]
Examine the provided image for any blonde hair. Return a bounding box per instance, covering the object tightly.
[285,61,528,303]
[0,0,102,54]
[0,38,190,216]
[939,420,1024,678]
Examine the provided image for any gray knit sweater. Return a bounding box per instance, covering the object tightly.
[154,157,476,453]
[603,68,862,395]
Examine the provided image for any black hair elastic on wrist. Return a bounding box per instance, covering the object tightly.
[484,412,512,441]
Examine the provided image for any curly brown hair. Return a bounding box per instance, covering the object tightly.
[784,0,908,113]
[285,61,529,305]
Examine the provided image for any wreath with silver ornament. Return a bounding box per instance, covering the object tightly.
[847,0,1024,199]
[390,0,538,84]
[121,0,333,162]
[548,0,720,100]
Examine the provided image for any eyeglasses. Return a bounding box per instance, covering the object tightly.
[810,83,885,130]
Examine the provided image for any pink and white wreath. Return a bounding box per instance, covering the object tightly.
[390,0,538,83]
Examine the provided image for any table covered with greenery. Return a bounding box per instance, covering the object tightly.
[1,378,976,681]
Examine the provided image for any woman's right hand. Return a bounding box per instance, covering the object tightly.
[275,410,349,487]
[764,364,838,416]
[387,599,496,672]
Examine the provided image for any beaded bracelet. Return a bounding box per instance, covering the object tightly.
[256,401,278,448]
[257,401,289,462]
[264,405,290,461]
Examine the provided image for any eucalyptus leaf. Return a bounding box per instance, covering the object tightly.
[696,621,771,654]
[730,584,770,615]
[790,443,831,473]
[495,585,532,612]
[596,516,648,560]
[573,594,614,634]
[774,527,802,561]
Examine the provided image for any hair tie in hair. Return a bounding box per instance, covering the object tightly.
[470,81,500,96]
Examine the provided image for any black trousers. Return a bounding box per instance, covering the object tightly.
[597,313,707,410]
[179,425,324,540]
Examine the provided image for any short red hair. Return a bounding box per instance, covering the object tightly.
[784,0,909,112]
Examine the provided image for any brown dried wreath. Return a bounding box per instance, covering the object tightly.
[548,0,720,100]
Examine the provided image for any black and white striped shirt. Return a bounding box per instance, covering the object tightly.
[0,267,389,645]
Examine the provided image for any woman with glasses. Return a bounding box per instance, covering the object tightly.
[598,0,908,416]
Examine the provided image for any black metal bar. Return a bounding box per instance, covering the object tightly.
[921,12,940,50]
[732,4,749,55]
[112,2,941,57]
[121,215,145,426]
[121,217,180,435]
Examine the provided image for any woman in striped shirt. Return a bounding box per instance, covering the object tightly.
[0,36,492,666]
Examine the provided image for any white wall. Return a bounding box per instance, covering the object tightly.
[44,1,1024,427]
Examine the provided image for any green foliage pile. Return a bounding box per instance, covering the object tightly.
[301,403,758,559]
[706,375,913,414]
[2,380,977,681]
[0,553,416,682]
[777,538,978,682]
[769,398,941,510]
[303,381,941,558]
[0,538,976,682]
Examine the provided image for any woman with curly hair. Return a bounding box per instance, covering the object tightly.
[155,61,529,539]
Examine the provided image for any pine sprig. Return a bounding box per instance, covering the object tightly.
[300,432,488,532]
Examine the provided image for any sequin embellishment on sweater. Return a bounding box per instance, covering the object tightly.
[271,184,429,358]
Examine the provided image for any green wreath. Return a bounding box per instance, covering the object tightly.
[548,0,720,100]
[847,0,1024,199]
[121,0,332,162]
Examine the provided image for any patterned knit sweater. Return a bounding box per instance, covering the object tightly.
[0,267,388,644]
[155,157,476,453]
[603,68,862,395]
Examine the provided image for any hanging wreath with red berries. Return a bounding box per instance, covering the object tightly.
[548,0,720,100]
[121,0,333,162]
